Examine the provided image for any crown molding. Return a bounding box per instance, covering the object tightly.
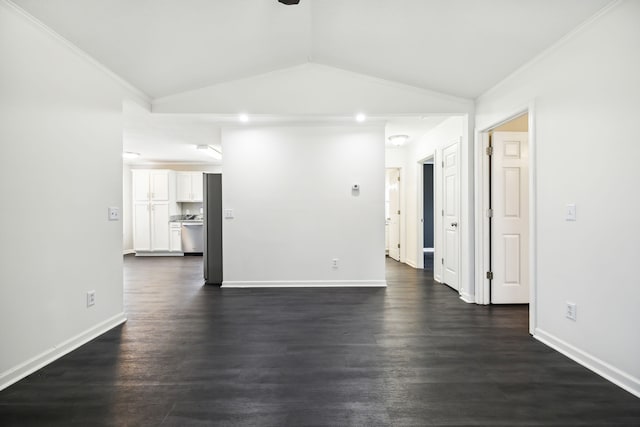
[1,0,151,107]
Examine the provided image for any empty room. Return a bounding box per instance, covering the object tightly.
[1,0,639,425]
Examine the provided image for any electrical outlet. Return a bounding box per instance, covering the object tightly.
[108,207,120,221]
[332,258,339,269]
[566,302,577,321]
[87,290,96,307]
[565,204,576,221]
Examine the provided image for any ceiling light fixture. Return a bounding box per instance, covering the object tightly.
[122,151,140,159]
[388,135,409,146]
[197,145,222,160]
[239,113,249,123]
[355,113,366,123]
[278,0,300,5]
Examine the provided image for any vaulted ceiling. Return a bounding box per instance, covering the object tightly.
[12,0,612,99]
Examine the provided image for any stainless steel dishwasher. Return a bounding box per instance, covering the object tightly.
[181,222,204,254]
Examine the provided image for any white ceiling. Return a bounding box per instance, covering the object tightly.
[13,0,612,99]
[13,0,612,163]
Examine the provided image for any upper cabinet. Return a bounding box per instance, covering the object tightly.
[176,172,204,202]
[133,170,171,202]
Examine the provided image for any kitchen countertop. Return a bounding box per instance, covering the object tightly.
[170,214,203,223]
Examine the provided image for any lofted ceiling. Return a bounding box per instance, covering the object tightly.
[12,0,612,99]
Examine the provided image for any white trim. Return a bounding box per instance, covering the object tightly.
[1,0,151,107]
[459,291,474,304]
[478,0,622,101]
[123,249,135,255]
[534,328,640,399]
[474,102,537,337]
[0,312,127,391]
[221,280,387,288]
[434,274,442,283]
[405,260,418,269]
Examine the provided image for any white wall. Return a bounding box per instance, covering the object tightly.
[222,125,386,286]
[0,2,130,389]
[476,0,640,396]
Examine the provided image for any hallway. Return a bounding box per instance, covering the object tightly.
[0,256,638,426]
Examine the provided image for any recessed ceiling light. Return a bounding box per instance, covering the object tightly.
[197,145,222,160]
[239,113,249,123]
[388,135,409,146]
[356,113,366,123]
[122,151,140,159]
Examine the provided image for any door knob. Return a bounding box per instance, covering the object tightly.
[451,222,458,227]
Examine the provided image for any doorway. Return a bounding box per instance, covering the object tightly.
[475,110,535,329]
[422,163,434,271]
[385,168,401,262]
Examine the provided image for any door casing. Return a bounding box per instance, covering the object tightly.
[474,102,537,334]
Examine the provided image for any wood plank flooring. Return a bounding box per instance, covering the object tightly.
[1,256,639,426]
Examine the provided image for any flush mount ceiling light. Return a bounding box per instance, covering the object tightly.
[388,135,409,146]
[238,113,249,123]
[355,113,366,123]
[278,0,300,4]
[197,145,222,160]
[122,151,140,159]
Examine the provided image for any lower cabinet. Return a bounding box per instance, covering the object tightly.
[133,202,174,253]
[169,223,182,253]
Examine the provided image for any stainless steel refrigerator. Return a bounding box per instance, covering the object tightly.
[203,173,223,284]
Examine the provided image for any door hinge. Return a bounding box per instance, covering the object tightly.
[441,160,444,167]
[397,210,401,215]
[441,258,444,265]
[441,209,444,217]
[487,208,493,218]
[397,176,400,182]
[486,146,493,156]
[486,271,494,280]
[397,243,401,249]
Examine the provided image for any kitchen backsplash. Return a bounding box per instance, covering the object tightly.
[181,202,203,215]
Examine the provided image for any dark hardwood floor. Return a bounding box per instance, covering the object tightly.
[1,256,639,426]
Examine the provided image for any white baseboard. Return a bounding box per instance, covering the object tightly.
[459,291,475,304]
[0,312,127,391]
[405,259,418,269]
[534,328,640,398]
[222,280,387,288]
[434,274,442,283]
[122,249,135,255]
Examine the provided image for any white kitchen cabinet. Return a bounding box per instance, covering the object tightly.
[176,172,204,202]
[169,223,182,253]
[133,170,170,202]
[150,202,170,251]
[133,203,151,251]
[132,169,179,255]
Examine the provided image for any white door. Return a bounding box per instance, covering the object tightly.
[151,202,170,251]
[132,171,150,202]
[191,172,204,202]
[386,168,401,261]
[150,171,169,201]
[442,142,460,290]
[491,132,529,303]
[176,173,192,201]
[133,203,151,251]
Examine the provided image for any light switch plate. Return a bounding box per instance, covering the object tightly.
[108,207,120,221]
[565,204,576,221]
[223,209,234,219]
